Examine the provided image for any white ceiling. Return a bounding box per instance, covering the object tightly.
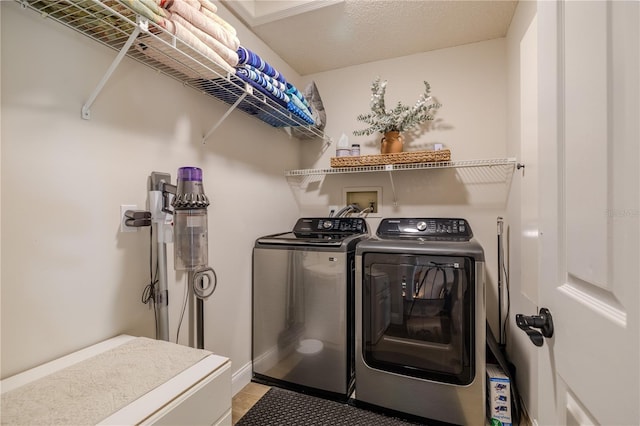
[221,0,518,76]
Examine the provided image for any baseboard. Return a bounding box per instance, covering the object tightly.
[231,361,253,396]
[252,344,280,373]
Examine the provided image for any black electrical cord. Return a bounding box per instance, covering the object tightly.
[501,258,511,345]
[407,266,430,319]
[408,265,446,319]
[176,274,189,344]
[497,219,513,347]
[141,225,159,338]
[431,267,448,299]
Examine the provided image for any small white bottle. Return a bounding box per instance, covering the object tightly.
[351,144,360,156]
[336,133,350,157]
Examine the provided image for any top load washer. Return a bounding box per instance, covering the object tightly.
[252,217,369,400]
[354,218,485,424]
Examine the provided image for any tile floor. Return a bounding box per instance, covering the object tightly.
[231,382,271,425]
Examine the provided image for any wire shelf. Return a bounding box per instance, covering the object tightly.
[18,0,324,140]
[286,158,520,206]
[285,158,518,177]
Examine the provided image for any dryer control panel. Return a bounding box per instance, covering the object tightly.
[377,218,473,240]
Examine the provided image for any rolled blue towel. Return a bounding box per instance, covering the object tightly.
[234,72,288,109]
[246,65,286,92]
[237,46,287,85]
[287,102,315,125]
[285,83,311,109]
[236,67,290,103]
[288,93,313,118]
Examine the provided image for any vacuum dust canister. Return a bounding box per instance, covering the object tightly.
[172,167,210,271]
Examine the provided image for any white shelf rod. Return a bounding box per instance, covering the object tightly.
[387,168,398,206]
[81,19,146,120]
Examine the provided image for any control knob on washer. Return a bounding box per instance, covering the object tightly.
[322,220,333,229]
[416,221,427,231]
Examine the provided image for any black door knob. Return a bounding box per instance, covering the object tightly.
[515,308,554,347]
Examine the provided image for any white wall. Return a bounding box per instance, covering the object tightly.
[1,1,528,412]
[296,39,510,335]
[303,38,508,166]
[0,1,301,381]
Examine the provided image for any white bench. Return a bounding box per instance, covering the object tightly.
[1,335,232,425]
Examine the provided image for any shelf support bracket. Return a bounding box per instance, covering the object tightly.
[81,20,145,120]
[202,91,248,143]
[386,166,398,206]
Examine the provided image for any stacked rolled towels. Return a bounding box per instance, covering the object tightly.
[123,0,321,128]
[235,46,315,125]
[125,0,239,76]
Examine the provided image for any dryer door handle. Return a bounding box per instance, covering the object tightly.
[515,308,554,347]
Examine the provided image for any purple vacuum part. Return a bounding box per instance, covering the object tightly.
[177,166,202,181]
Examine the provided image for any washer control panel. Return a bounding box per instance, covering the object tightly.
[293,217,368,236]
[377,218,472,240]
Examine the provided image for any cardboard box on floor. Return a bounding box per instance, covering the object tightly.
[486,363,512,426]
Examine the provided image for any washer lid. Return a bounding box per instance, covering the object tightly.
[256,217,369,247]
[256,231,347,247]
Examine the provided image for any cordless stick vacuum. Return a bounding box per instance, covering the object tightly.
[172,167,217,349]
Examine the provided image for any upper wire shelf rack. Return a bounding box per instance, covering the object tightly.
[18,0,324,140]
[285,158,524,206]
[285,158,520,206]
[285,158,519,177]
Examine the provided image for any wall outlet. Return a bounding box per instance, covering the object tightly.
[329,205,339,216]
[120,204,138,233]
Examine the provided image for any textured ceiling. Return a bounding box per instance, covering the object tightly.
[221,0,518,76]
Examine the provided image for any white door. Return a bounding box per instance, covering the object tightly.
[536,1,639,425]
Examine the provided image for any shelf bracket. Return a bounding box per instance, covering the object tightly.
[202,90,248,143]
[386,165,398,206]
[81,19,146,120]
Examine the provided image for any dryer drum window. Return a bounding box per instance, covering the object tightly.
[362,253,475,385]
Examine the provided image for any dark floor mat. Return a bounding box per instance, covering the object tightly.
[236,387,424,426]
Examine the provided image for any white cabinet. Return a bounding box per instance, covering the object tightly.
[1,335,232,426]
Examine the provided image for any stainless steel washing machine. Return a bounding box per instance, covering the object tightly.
[252,217,369,400]
[355,218,485,424]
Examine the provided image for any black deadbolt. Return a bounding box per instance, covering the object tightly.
[515,308,554,347]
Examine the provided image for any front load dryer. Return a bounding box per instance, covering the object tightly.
[354,218,485,425]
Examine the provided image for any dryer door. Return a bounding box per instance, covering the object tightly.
[362,253,475,385]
